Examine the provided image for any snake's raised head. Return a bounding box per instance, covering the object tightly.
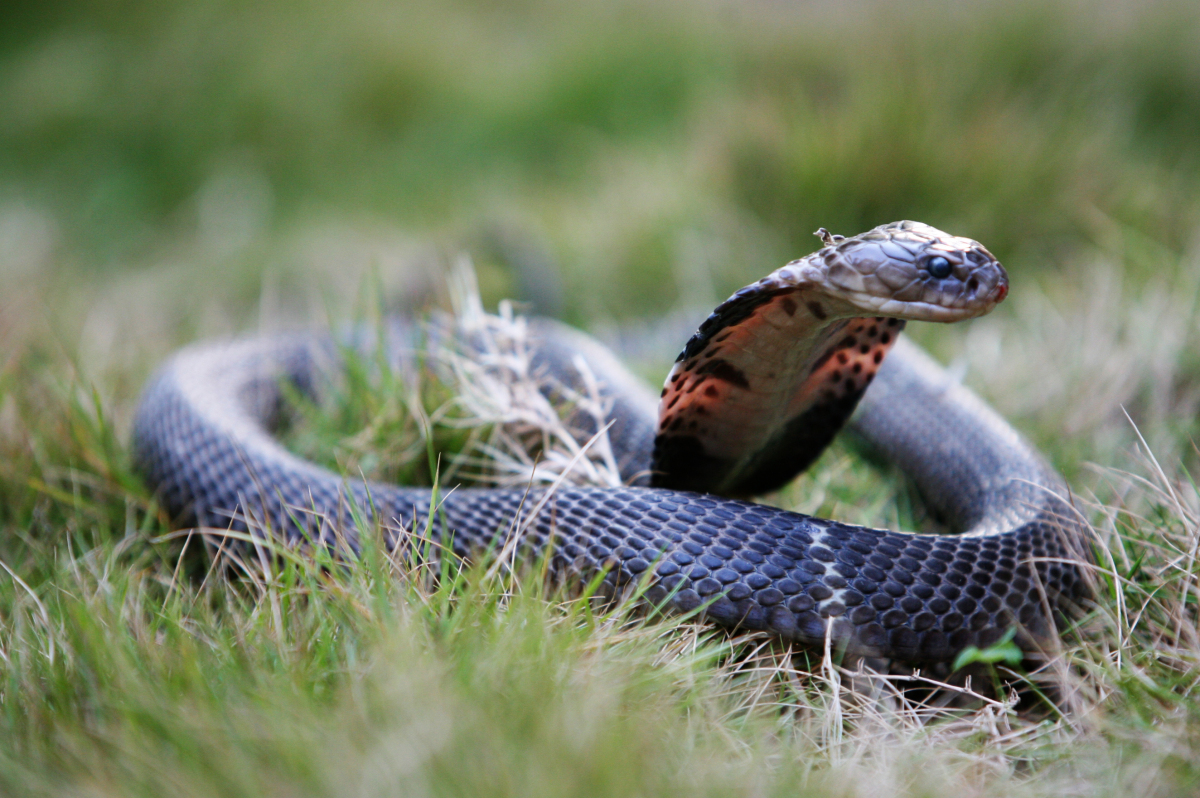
[803,220,1008,322]
[654,221,1008,495]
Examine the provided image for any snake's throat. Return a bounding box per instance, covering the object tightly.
[652,282,906,495]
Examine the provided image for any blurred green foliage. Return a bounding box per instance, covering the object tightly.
[2,0,1198,311]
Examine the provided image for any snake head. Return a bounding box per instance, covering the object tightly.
[799,220,1008,322]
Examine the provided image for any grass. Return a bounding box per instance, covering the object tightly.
[5,0,1200,794]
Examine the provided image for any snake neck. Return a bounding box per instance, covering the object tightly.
[652,277,905,495]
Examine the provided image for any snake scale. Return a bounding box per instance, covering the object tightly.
[133,222,1091,664]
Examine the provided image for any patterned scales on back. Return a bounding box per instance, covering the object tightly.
[654,283,905,496]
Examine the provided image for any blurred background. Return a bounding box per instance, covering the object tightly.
[3,0,1200,475]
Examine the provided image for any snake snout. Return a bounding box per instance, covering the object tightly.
[939,247,1008,311]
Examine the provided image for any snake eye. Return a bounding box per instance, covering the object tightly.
[925,256,952,279]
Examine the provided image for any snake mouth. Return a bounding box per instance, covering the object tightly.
[834,286,1007,323]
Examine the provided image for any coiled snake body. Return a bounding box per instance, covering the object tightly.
[133,222,1091,664]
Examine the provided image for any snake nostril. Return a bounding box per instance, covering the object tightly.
[967,277,978,293]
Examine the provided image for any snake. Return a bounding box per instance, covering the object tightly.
[132,221,1091,664]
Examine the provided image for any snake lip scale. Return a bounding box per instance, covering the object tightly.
[132,221,1092,664]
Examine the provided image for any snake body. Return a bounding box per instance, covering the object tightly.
[133,222,1091,663]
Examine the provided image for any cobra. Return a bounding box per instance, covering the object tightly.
[132,221,1091,664]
